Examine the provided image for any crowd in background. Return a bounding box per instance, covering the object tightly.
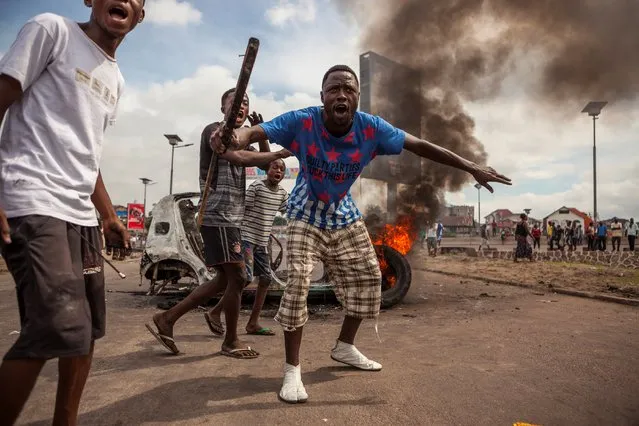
[546,217,637,252]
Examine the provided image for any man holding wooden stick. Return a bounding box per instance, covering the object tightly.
[145,88,291,358]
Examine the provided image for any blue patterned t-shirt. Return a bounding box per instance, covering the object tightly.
[260,106,405,229]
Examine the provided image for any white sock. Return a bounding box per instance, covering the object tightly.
[280,363,307,402]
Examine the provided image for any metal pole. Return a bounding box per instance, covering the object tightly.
[170,145,175,195]
[592,115,597,222]
[477,187,481,227]
[143,182,147,236]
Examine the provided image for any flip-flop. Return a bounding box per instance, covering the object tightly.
[221,347,259,359]
[204,313,225,336]
[247,327,276,336]
[145,319,179,355]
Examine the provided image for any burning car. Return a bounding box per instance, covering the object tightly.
[140,192,412,308]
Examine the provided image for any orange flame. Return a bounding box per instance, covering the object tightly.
[372,216,417,255]
[373,217,416,288]
[377,254,396,286]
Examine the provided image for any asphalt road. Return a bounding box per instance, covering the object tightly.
[0,260,637,426]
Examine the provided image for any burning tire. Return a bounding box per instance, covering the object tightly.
[376,244,412,309]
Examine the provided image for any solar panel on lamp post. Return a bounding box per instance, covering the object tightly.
[581,101,607,223]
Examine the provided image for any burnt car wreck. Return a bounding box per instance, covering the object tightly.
[140,192,412,309]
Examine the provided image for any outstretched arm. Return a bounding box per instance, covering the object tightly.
[403,133,511,193]
[211,111,299,154]
[211,124,269,153]
[221,148,292,168]
[235,125,268,149]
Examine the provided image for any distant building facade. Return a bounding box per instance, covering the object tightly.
[444,205,475,218]
[439,204,475,235]
[543,206,592,231]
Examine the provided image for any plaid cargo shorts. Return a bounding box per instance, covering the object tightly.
[274,219,382,331]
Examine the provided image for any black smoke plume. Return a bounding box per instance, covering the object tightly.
[340,0,639,223]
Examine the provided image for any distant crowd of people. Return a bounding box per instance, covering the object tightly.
[546,217,636,252]
[476,216,637,256]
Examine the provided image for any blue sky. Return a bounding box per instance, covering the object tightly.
[0,0,322,89]
[1,0,637,221]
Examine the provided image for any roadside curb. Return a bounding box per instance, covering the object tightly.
[417,267,639,307]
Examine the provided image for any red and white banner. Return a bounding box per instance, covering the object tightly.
[126,203,145,230]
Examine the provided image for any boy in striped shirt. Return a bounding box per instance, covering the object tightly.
[206,158,289,336]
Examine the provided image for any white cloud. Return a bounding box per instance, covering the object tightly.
[102,65,306,208]
[144,0,202,26]
[523,165,576,180]
[265,0,317,27]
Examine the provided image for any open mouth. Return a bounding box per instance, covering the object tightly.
[109,5,129,21]
[334,104,349,116]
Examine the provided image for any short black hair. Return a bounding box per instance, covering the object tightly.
[221,88,236,107]
[269,158,286,169]
[322,65,359,88]
[221,88,250,108]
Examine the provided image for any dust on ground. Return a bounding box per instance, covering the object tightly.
[410,251,639,299]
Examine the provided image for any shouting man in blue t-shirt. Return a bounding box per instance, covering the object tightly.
[211,64,511,403]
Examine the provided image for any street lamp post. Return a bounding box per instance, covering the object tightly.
[474,183,482,231]
[164,134,193,194]
[139,178,156,234]
[581,101,607,223]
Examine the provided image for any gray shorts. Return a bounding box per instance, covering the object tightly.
[1,215,106,360]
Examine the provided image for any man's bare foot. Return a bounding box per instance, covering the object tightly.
[221,339,259,359]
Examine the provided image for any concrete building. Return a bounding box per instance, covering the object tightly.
[483,209,541,235]
[484,209,513,226]
[438,205,475,235]
[445,205,475,218]
[440,215,475,235]
[356,51,422,221]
